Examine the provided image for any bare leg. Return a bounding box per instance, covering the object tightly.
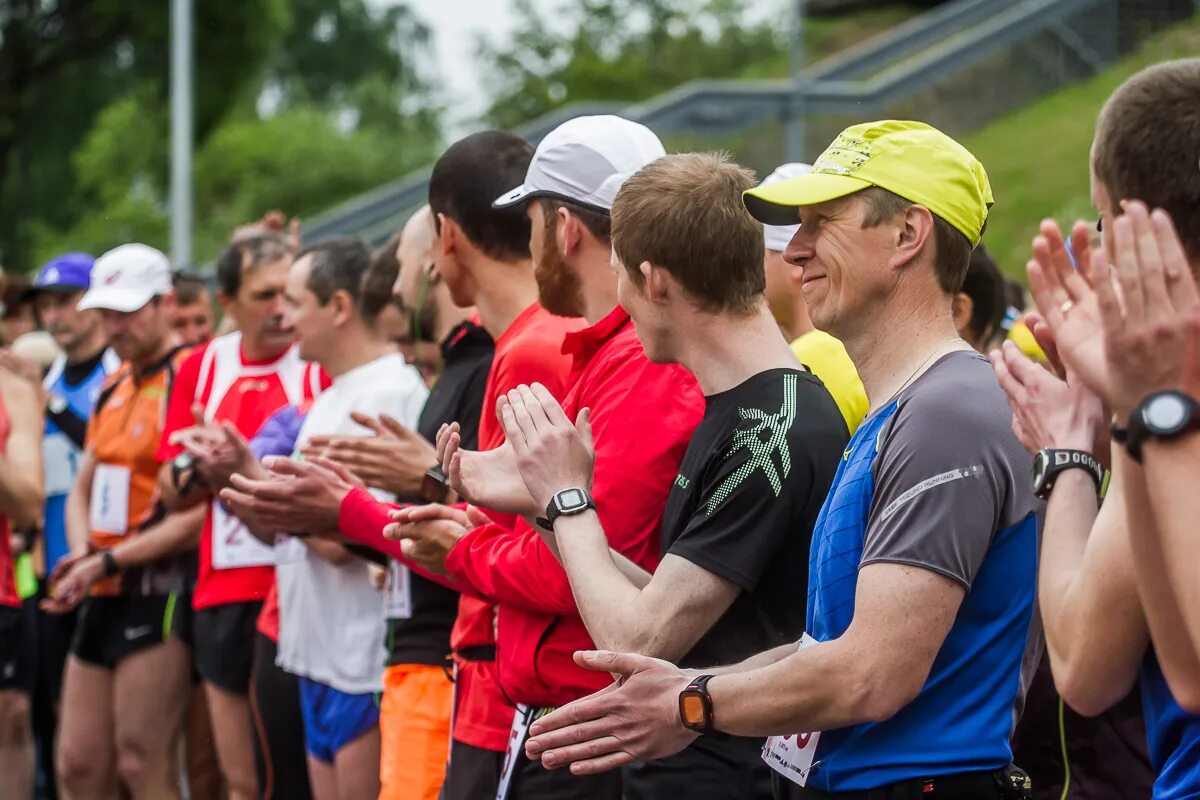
[113,636,191,799]
[56,657,118,799]
[205,683,260,800]
[334,727,381,800]
[308,753,338,800]
[185,682,225,799]
[0,689,33,800]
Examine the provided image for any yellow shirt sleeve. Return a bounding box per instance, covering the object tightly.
[790,330,868,436]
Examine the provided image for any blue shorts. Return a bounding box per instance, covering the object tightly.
[297,676,380,763]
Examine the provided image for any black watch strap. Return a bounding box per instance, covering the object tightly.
[1034,449,1104,501]
[1119,390,1200,463]
[100,548,120,578]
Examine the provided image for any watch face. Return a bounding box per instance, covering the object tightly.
[680,692,707,727]
[1144,393,1189,434]
[555,488,588,512]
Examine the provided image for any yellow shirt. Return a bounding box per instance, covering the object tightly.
[790,330,868,435]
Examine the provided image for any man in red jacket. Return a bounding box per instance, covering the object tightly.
[218,131,585,800]
[390,115,706,799]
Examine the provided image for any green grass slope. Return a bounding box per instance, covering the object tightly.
[966,15,1200,279]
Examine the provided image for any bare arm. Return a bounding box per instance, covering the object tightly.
[111,504,206,566]
[530,516,653,590]
[1124,441,1200,711]
[554,511,741,663]
[0,374,44,530]
[65,451,96,557]
[156,460,208,512]
[709,563,963,736]
[1038,458,1149,715]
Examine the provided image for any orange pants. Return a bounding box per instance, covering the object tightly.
[379,663,454,800]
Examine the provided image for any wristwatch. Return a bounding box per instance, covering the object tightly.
[1031,449,1104,500]
[1112,390,1200,462]
[420,465,450,504]
[535,487,596,531]
[99,548,120,578]
[171,453,200,495]
[679,674,717,734]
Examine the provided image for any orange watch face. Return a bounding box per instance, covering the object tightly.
[681,693,707,726]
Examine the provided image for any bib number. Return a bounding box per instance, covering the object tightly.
[384,560,412,619]
[763,634,822,787]
[211,501,276,569]
[497,705,552,800]
[89,464,130,535]
[43,432,79,496]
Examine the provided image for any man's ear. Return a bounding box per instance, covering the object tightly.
[951,291,973,337]
[641,261,672,304]
[330,289,355,326]
[558,208,582,257]
[437,212,456,256]
[892,205,935,272]
[216,289,233,315]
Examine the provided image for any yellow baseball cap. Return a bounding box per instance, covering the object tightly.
[743,120,994,246]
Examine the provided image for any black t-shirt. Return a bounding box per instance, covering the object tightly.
[387,319,494,666]
[662,367,847,669]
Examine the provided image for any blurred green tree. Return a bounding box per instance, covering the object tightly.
[480,0,785,130]
[4,0,440,271]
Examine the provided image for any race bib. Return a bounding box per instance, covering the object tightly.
[763,634,822,787]
[384,560,412,620]
[497,705,554,800]
[43,432,79,496]
[274,535,308,565]
[89,464,130,535]
[211,501,277,569]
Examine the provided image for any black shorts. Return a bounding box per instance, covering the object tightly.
[70,594,177,669]
[441,739,503,800]
[622,735,774,800]
[250,633,313,800]
[0,603,34,692]
[193,600,262,694]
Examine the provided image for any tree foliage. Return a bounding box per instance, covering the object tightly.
[480,0,785,130]
[3,0,439,272]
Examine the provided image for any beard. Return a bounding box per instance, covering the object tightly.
[535,216,586,318]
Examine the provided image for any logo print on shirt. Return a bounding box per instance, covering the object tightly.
[705,374,797,514]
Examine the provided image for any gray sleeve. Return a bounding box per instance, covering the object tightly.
[861,375,1032,590]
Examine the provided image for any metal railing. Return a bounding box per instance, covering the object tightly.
[300,0,1166,247]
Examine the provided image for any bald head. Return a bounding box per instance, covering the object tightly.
[394,206,436,305]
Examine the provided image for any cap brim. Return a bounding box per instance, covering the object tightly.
[743,172,874,226]
[77,287,155,313]
[492,184,536,209]
[26,284,87,299]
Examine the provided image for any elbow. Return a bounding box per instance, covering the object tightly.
[1051,659,1125,718]
[848,668,924,725]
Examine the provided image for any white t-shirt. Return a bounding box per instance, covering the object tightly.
[275,351,428,693]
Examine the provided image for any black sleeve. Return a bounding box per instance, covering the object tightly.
[455,359,491,452]
[47,405,88,449]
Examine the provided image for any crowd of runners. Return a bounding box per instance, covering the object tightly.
[0,56,1197,800]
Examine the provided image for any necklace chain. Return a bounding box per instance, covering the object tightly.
[893,337,962,396]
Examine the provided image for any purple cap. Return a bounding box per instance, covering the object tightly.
[32,253,94,294]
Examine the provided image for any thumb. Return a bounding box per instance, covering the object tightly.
[191,402,206,427]
[264,457,310,478]
[573,649,651,679]
[576,408,594,453]
[465,505,491,528]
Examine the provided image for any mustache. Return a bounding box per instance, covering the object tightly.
[261,317,288,333]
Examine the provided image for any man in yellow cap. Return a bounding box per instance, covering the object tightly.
[520,121,1040,800]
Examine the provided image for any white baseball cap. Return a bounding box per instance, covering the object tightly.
[77,243,173,312]
[493,115,666,213]
[759,163,812,252]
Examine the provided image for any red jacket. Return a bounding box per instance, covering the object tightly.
[444,307,703,706]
